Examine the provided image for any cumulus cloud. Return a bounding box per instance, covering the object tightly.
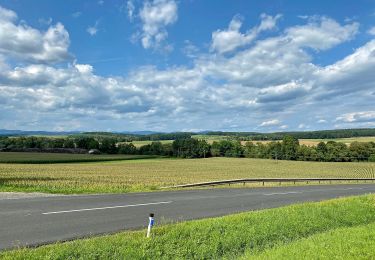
[211,13,281,54]
[137,0,178,49]
[257,81,310,103]
[0,6,71,63]
[315,40,375,99]
[336,111,375,123]
[286,16,358,50]
[1,6,374,131]
[260,119,281,127]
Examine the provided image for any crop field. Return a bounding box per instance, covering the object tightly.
[0,152,153,164]
[2,194,375,259]
[300,136,375,146]
[242,136,375,146]
[0,156,374,194]
[121,140,173,147]
[118,136,375,148]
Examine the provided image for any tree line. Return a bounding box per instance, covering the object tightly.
[1,135,375,162]
[205,128,375,140]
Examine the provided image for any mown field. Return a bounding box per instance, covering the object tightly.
[0,156,374,194]
[2,194,375,259]
[0,152,154,164]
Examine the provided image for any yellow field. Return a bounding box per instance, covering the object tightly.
[120,136,375,148]
[120,140,173,147]
[0,157,374,194]
[300,137,375,146]
[242,136,375,146]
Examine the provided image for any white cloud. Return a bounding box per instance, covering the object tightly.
[279,125,288,130]
[210,13,281,54]
[286,17,358,50]
[38,17,53,26]
[72,12,82,18]
[0,5,17,21]
[87,21,99,36]
[336,111,375,123]
[1,6,374,131]
[257,81,310,103]
[138,0,178,49]
[368,26,375,35]
[0,6,71,63]
[316,40,375,98]
[182,40,199,58]
[127,0,135,21]
[260,119,281,127]
[258,13,283,31]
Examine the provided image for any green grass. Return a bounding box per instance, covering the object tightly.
[0,152,155,164]
[1,157,375,194]
[248,223,375,260]
[1,195,375,259]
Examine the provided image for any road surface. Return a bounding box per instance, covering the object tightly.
[1,184,375,250]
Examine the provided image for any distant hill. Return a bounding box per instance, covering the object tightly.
[0,129,80,136]
[1,128,375,140]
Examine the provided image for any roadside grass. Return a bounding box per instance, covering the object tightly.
[1,157,374,194]
[248,222,375,260]
[0,152,155,164]
[1,195,375,259]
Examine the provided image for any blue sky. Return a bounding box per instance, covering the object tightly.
[0,0,375,132]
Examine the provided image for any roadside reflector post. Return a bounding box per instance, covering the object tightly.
[147,213,155,238]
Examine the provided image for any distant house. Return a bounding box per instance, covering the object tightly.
[88,149,101,154]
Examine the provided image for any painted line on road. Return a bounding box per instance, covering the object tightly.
[42,201,173,215]
[263,191,303,196]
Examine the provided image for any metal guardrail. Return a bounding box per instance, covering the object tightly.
[162,178,375,189]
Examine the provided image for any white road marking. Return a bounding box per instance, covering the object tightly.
[42,201,173,215]
[263,191,303,196]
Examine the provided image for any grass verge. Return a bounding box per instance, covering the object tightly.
[249,222,375,259]
[1,194,375,259]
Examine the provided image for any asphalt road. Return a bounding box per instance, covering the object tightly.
[1,184,375,250]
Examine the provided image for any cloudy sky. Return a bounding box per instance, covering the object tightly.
[0,0,375,132]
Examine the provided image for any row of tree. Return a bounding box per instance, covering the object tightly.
[1,136,375,162]
[206,128,375,140]
[133,136,375,162]
[0,136,118,154]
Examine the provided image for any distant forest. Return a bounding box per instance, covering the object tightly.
[2,128,375,141]
[1,134,375,162]
[68,128,375,141]
[204,128,375,140]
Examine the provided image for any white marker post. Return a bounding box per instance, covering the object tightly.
[147,213,155,238]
